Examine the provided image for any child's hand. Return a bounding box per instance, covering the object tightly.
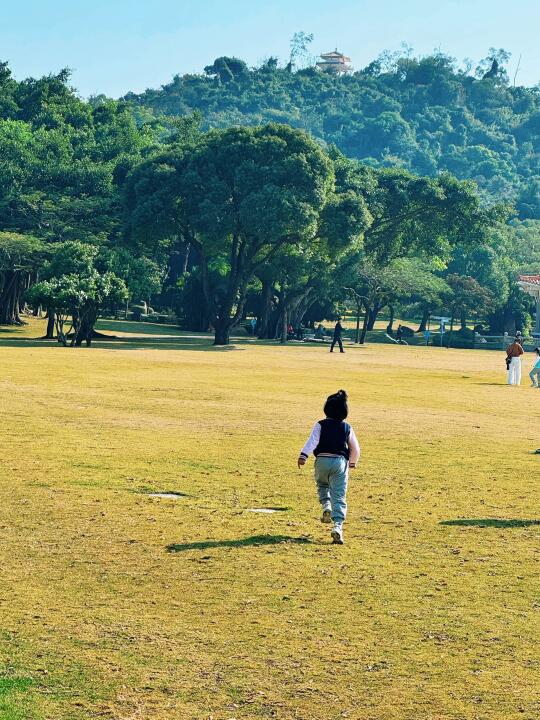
[297,456,306,468]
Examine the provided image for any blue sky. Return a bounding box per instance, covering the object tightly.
[2,0,539,97]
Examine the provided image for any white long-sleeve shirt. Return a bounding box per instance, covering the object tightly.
[299,421,360,465]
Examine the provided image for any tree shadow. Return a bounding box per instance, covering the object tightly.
[97,338,243,351]
[167,534,313,552]
[441,518,540,528]
[0,336,244,352]
[0,338,59,348]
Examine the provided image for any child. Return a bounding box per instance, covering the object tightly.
[530,348,540,387]
[297,390,360,545]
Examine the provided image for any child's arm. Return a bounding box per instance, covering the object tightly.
[298,423,321,468]
[348,428,360,469]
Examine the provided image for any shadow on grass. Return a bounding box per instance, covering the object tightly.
[0,338,59,348]
[0,336,245,351]
[167,534,313,552]
[98,338,243,352]
[441,518,540,528]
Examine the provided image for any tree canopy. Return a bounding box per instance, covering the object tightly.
[125,48,540,219]
[0,54,537,342]
[126,124,370,344]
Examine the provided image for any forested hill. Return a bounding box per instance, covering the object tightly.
[125,53,540,219]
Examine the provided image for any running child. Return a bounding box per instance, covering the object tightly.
[297,389,360,545]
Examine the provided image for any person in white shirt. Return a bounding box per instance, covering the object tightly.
[506,339,524,385]
[298,390,360,545]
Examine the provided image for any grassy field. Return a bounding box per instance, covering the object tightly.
[1,318,539,720]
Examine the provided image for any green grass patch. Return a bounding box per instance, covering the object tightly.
[1,333,539,718]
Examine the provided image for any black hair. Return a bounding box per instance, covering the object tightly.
[535,347,540,355]
[324,389,348,421]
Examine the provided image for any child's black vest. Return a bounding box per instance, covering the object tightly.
[314,419,351,459]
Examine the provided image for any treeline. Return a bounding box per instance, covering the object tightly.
[0,63,539,345]
[0,63,166,341]
[125,48,540,220]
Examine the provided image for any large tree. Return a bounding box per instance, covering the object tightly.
[27,241,128,346]
[445,273,494,343]
[362,169,505,265]
[126,124,369,344]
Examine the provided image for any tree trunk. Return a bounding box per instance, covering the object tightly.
[359,303,370,344]
[199,249,245,347]
[386,305,395,334]
[281,303,288,344]
[447,314,454,348]
[355,303,361,343]
[276,288,288,344]
[182,243,191,274]
[460,311,467,331]
[257,278,273,339]
[0,271,24,325]
[74,319,92,346]
[417,306,430,333]
[45,311,56,339]
[367,302,381,331]
[289,288,314,329]
[213,321,231,346]
[73,307,98,347]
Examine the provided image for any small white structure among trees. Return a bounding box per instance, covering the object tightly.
[316,50,352,74]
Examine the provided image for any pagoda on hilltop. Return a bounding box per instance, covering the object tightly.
[517,274,540,336]
[316,50,352,75]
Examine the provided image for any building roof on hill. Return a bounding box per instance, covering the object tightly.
[518,274,540,285]
[319,50,351,62]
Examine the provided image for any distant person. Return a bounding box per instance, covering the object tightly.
[506,337,524,385]
[423,329,431,346]
[396,325,403,342]
[297,390,360,545]
[314,324,325,340]
[529,348,540,387]
[330,318,344,353]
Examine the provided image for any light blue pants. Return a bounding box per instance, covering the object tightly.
[530,368,540,386]
[314,456,348,525]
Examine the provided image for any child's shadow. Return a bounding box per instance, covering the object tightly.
[167,534,313,552]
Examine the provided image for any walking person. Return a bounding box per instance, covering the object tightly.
[330,318,344,353]
[297,390,360,545]
[506,337,524,385]
[529,348,540,387]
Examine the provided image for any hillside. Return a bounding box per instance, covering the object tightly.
[125,52,540,219]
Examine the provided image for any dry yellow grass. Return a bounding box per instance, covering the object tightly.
[1,318,539,720]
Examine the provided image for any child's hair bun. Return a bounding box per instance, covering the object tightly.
[324,389,349,420]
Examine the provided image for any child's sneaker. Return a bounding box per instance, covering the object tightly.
[331,525,344,544]
[321,509,332,524]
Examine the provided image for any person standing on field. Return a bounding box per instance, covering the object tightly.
[529,348,540,387]
[506,338,524,385]
[298,390,360,545]
[330,318,344,353]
